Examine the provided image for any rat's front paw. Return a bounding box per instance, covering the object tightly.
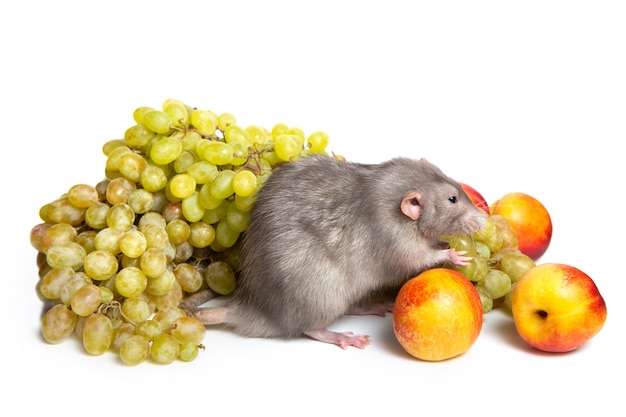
[445,249,473,267]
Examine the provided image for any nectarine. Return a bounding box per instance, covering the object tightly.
[511,263,607,353]
[393,268,483,361]
[490,192,552,260]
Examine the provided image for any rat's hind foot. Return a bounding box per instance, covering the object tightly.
[304,329,371,349]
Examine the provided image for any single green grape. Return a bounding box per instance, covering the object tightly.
[173,263,203,293]
[187,161,218,184]
[82,314,114,356]
[162,99,190,128]
[152,307,187,332]
[215,219,240,249]
[46,241,86,270]
[168,174,197,200]
[171,316,206,345]
[198,183,224,210]
[70,283,102,317]
[245,125,270,144]
[181,192,205,223]
[119,334,151,366]
[39,266,75,300]
[232,170,257,197]
[173,150,196,174]
[223,124,251,146]
[124,123,156,147]
[119,153,148,183]
[218,112,237,131]
[181,130,202,151]
[112,322,136,352]
[121,296,153,324]
[135,319,162,341]
[127,189,155,214]
[99,286,114,303]
[41,304,77,344]
[173,241,194,264]
[210,169,236,200]
[85,202,110,230]
[474,241,491,260]
[140,165,169,192]
[142,224,170,250]
[494,248,536,283]
[476,269,511,299]
[448,257,478,281]
[446,234,477,257]
[93,227,123,255]
[230,141,249,166]
[67,184,100,208]
[178,342,200,362]
[118,230,148,259]
[475,286,494,314]
[137,211,167,231]
[307,131,329,153]
[188,221,216,248]
[150,333,180,365]
[271,122,289,139]
[106,177,137,205]
[106,203,135,231]
[473,255,489,282]
[145,269,176,296]
[133,106,155,124]
[197,140,234,165]
[234,193,257,212]
[41,223,78,253]
[226,203,250,233]
[115,266,148,298]
[150,135,183,165]
[143,110,173,134]
[274,134,301,161]
[190,109,217,136]
[205,260,237,295]
[165,219,191,245]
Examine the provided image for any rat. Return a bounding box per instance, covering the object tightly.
[182,154,486,349]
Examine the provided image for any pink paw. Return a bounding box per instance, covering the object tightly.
[304,329,371,349]
[446,249,473,267]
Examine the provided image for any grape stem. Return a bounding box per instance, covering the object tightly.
[98,301,137,326]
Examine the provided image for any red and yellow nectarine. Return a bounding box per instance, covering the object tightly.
[393,268,483,361]
[490,192,552,261]
[511,263,607,353]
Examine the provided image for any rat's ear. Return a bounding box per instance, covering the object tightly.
[401,191,422,220]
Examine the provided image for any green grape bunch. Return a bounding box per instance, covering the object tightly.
[441,214,537,313]
[30,98,335,365]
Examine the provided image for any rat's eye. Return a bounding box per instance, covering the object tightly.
[448,196,458,204]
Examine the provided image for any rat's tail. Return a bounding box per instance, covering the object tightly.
[179,288,228,325]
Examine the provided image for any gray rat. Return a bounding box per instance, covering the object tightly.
[183,154,486,349]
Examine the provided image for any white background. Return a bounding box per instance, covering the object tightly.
[1,0,624,415]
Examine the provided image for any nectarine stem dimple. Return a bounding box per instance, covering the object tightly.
[536,310,548,319]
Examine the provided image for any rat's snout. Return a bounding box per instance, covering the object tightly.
[463,211,487,235]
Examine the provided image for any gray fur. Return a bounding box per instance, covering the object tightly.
[221,154,485,338]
